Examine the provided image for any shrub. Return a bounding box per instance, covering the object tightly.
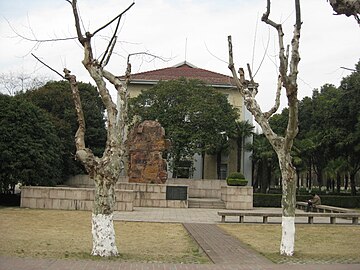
[253,193,360,208]
[0,194,20,206]
[227,178,248,186]
[226,172,248,186]
[228,172,245,179]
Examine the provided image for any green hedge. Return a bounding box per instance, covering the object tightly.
[226,178,248,186]
[0,194,20,206]
[254,193,360,208]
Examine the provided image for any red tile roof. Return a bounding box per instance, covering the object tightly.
[128,62,235,87]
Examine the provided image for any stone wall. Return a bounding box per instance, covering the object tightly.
[166,178,227,199]
[20,187,134,211]
[117,183,188,208]
[65,175,128,187]
[221,186,253,210]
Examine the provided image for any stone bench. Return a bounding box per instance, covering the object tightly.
[218,211,360,225]
[296,201,355,213]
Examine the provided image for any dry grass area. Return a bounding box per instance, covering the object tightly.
[219,223,360,264]
[0,208,209,264]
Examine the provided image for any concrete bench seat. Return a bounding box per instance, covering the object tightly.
[296,201,355,213]
[218,211,360,225]
[315,205,355,213]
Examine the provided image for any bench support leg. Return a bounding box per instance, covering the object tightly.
[263,216,268,224]
[352,217,358,225]
[239,216,244,223]
[330,217,336,224]
[308,216,314,224]
[221,216,225,223]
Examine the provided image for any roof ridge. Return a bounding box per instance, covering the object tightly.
[172,61,198,68]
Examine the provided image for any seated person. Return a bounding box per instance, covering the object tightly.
[306,193,321,212]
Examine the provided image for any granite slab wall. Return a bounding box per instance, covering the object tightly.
[117,183,188,208]
[221,186,253,209]
[166,178,227,199]
[20,186,134,211]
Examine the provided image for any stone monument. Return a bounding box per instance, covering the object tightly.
[127,120,169,184]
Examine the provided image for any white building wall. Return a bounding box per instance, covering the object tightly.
[243,106,253,183]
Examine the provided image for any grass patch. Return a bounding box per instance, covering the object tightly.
[0,207,209,264]
[219,223,360,264]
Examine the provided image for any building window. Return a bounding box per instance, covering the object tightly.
[219,164,228,180]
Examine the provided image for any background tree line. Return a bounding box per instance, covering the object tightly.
[252,60,360,195]
[1,60,359,195]
[0,81,106,194]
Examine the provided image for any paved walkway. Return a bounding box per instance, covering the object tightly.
[1,256,360,270]
[113,206,357,224]
[1,207,359,270]
[183,223,273,265]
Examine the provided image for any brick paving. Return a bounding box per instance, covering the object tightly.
[1,256,360,270]
[1,207,360,270]
[183,223,272,265]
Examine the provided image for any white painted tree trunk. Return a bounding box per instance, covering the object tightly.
[91,173,119,257]
[91,213,118,256]
[280,216,295,256]
[279,153,297,256]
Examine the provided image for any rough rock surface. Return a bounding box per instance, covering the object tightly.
[128,120,169,184]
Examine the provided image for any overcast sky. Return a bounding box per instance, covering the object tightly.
[1,0,359,111]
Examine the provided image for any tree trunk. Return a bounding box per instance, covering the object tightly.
[350,172,357,196]
[279,153,297,256]
[217,151,222,179]
[237,137,242,172]
[91,173,118,257]
[336,172,341,194]
[260,161,267,193]
[252,160,259,188]
[308,163,312,190]
[227,0,301,257]
[345,173,349,190]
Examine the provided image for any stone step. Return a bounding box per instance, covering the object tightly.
[188,198,225,209]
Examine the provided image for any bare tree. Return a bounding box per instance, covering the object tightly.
[228,0,301,256]
[0,72,49,95]
[62,0,134,257]
[328,0,360,25]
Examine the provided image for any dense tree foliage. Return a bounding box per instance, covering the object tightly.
[0,94,62,193]
[233,120,254,173]
[22,81,107,178]
[129,78,239,176]
[0,80,106,193]
[253,60,360,195]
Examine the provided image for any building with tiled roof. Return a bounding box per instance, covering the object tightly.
[126,61,252,181]
[129,61,235,87]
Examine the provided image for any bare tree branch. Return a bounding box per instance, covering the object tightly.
[261,0,288,86]
[31,53,65,79]
[264,75,282,119]
[102,36,118,67]
[126,52,171,65]
[92,2,135,37]
[328,0,360,25]
[204,42,228,64]
[100,6,124,67]
[71,0,87,44]
[5,18,77,43]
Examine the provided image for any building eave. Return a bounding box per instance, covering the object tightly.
[125,79,236,89]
